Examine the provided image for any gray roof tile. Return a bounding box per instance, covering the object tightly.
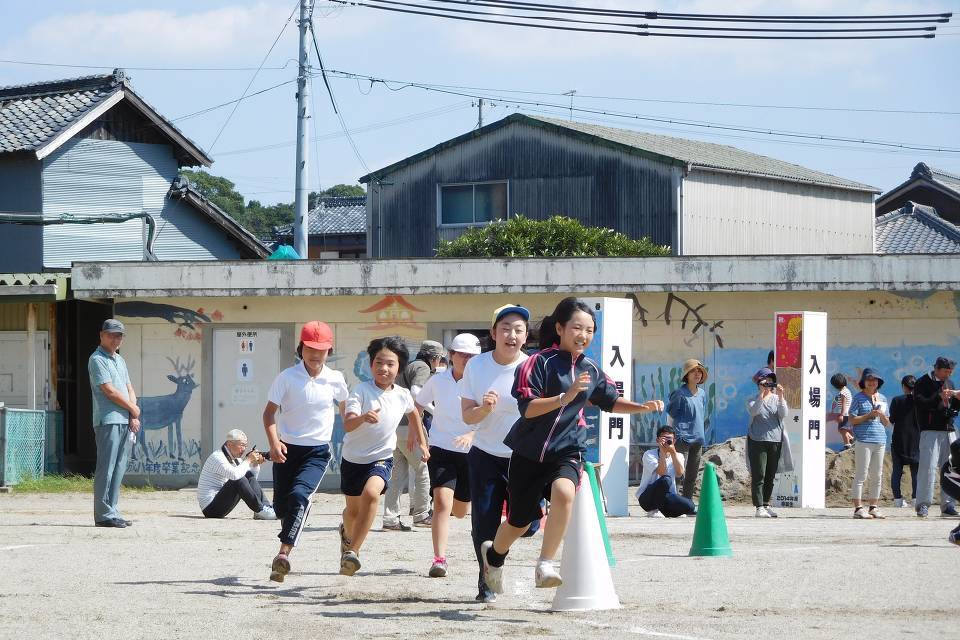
[276,197,367,237]
[875,202,960,254]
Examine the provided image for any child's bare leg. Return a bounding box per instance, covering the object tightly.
[539,478,576,561]
[347,477,385,553]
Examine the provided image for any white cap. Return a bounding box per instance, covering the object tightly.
[225,429,248,443]
[449,333,482,355]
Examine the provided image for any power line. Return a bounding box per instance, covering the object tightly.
[208,0,300,152]
[169,79,299,122]
[0,58,296,72]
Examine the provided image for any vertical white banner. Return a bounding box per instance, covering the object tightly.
[582,297,633,516]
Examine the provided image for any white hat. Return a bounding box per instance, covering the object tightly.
[225,429,248,443]
[449,333,482,355]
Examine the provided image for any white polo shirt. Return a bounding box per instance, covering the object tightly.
[267,362,349,445]
[417,369,471,452]
[342,380,416,464]
[458,351,528,458]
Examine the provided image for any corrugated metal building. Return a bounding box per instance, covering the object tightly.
[359,113,878,257]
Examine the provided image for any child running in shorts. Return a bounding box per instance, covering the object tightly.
[339,336,429,576]
[481,297,664,593]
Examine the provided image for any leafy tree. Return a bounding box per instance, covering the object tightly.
[321,183,366,198]
[179,169,244,218]
[435,215,670,258]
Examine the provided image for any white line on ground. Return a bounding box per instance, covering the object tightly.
[616,546,820,562]
[629,626,715,640]
[0,544,41,551]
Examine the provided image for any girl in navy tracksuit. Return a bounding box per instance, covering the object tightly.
[480,297,664,594]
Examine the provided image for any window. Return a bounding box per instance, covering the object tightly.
[439,182,508,226]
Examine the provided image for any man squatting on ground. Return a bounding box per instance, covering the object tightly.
[197,429,276,520]
[263,321,349,583]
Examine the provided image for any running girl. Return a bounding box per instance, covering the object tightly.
[415,333,483,578]
[481,297,664,593]
[339,336,429,576]
[264,321,348,583]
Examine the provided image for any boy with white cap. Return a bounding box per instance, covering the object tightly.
[263,321,349,582]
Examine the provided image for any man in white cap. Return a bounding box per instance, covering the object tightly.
[197,429,276,519]
[87,318,139,528]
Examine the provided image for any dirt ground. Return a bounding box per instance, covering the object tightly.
[0,489,956,640]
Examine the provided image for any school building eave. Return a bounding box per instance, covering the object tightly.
[70,254,959,299]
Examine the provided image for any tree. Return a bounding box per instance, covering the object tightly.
[321,183,366,198]
[435,215,670,258]
[179,169,244,218]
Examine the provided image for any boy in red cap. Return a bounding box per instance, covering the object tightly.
[263,321,349,582]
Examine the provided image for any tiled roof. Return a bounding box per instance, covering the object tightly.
[913,163,960,195]
[0,69,211,166]
[875,202,960,254]
[169,176,270,258]
[360,113,877,193]
[276,196,367,237]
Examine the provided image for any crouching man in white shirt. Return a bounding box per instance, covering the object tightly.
[198,429,276,520]
[635,425,696,518]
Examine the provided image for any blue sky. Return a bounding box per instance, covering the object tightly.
[2,0,958,205]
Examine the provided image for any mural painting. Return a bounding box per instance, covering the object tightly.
[129,356,200,473]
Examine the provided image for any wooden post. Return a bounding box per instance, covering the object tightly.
[27,303,37,410]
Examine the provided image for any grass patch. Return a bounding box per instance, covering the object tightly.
[10,474,159,494]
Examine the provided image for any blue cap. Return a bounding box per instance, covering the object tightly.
[101,319,126,334]
[753,367,776,384]
[491,304,530,327]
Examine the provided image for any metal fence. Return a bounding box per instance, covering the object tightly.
[0,408,45,486]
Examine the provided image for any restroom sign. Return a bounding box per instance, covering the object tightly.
[238,330,258,353]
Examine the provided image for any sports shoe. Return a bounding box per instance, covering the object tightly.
[763,505,779,518]
[414,515,433,528]
[475,584,497,603]
[269,553,290,583]
[338,522,351,554]
[383,521,412,532]
[340,550,361,576]
[854,507,873,519]
[254,505,277,520]
[429,556,448,578]
[948,527,960,546]
[893,498,905,508]
[534,560,563,588]
[941,506,960,517]
[647,509,666,518]
[480,541,504,594]
[868,506,886,519]
[917,504,929,518]
[755,506,771,518]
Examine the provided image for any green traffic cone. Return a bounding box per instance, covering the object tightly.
[689,462,733,557]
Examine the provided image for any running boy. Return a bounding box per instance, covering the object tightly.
[481,297,664,593]
[339,336,429,576]
[264,321,348,583]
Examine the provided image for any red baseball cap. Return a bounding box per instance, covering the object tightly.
[300,321,334,350]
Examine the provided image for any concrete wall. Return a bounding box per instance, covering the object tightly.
[110,288,960,485]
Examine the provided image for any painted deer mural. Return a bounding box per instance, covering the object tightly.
[133,356,199,462]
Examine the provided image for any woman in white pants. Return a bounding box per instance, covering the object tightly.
[847,368,892,519]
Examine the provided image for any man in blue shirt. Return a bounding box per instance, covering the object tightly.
[88,319,140,528]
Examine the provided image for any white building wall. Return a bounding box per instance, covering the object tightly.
[681,170,875,255]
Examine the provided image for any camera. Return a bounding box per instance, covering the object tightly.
[761,380,777,389]
[663,437,674,446]
[261,451,271,461]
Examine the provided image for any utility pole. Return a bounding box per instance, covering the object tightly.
[293,0,314,260]
[563,89,577,121]
[477,98,484,128]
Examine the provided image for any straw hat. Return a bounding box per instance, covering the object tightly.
[681,358,708,384]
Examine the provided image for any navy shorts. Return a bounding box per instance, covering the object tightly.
[428,445,471,503]
[506,452,582,528]
[340,458,393,497]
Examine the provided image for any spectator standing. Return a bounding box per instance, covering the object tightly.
[889,376,920,508]
[665,358,709,506]
[747,368,787,518]
[847,368,891,519]
[914,356,960,518]
[830,373,854,450]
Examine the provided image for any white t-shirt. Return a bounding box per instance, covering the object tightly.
[267,362,349,445]
[342,380,416,464]
[197,449,261,510]
[635,448,686,499]
[417,369,471,452]
[458,351,529,458]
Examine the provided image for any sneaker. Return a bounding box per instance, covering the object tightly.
[382,521,412,532]
[647,509,666,518]
[480,541,504,594]
[854,507,873,519]
[475,584,497,603]
[254,505,277,520]
[414,515,433,528]
[338,522,351,554]
[269,553,290,583]
[534,560,563,588]
[755,506,771,518]
[340,550,361,576]
[941,506,960,517]
[868,506,886,519]
[763,505,779,518]
[429,556,448,578]
[949,528,960,546]
[917,504,929,518]
[893,498,905,508]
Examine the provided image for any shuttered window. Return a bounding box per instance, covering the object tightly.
[439,181,508,226]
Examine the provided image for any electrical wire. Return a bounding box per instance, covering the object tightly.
[168,79,299,122]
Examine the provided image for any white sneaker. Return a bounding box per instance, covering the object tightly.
[647,509,666,518]
[894,498,905,508]
[764,505,778,518]
[755,506,771,518]
[254,504,277,520]
[480,541,504,594]
[534,560,563,588]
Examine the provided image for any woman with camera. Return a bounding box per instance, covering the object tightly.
[747,368,788,518]
[847,368,891,519]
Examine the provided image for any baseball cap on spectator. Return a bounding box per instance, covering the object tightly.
[300,321,334,350]
[101,319,126,334]
[753,367,776,384]
[491,304,530,327]
[419,340,447,359]
[935,356,956,370]
[449,333,482,355]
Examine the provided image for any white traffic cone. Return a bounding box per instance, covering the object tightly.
[551,479,621,612]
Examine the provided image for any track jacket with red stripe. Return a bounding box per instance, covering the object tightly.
[505,347,619,463]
